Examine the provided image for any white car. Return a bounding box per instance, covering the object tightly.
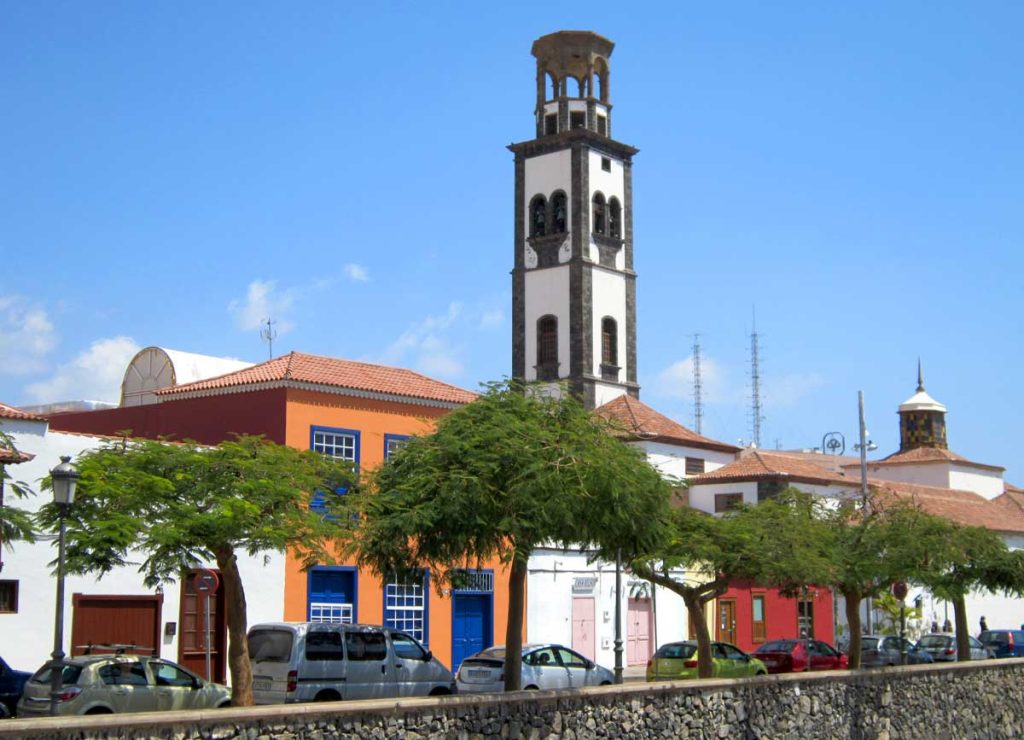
[455,644,614,693]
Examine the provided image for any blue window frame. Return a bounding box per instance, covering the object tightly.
[310,425,360,513]
[384,433,410,460]
[384,570,430,645]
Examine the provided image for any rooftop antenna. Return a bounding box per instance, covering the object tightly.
[260,318,278,360]
[692,333,704,434]
[749,308,764,448]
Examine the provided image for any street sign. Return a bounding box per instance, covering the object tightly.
[892,580,908,601]
[195,569,220,594]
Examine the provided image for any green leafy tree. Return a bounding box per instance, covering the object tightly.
[913,522,1024,660]
[820,496,948,668]
[632,489,834,678]
[0,428,37,551]
[35,434,354,706]
[347,380,672,690]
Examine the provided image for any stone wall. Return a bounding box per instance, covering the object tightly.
[3,659,1023,739]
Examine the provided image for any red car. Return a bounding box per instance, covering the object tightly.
[753,639,848,673]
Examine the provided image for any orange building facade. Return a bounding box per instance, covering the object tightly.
[52,351,512,672]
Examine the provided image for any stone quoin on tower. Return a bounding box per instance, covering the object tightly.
[510,30,639,410]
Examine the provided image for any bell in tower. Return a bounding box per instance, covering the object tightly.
[510,31,639,410]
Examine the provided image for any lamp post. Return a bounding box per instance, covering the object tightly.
[49,456,78,717]
[613,548,623,684]
[853,392,878,633]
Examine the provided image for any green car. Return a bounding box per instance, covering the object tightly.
[646,640,767,681]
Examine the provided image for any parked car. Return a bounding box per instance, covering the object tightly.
[646,641,767,681]
[859,635,934,667]
[753,638,848,673]
[978,629,1024,658]
[17,652,231,717]
[0,656,32,718]
[915,633,995,662]
[248,622,454,703]
[455,644,613,692]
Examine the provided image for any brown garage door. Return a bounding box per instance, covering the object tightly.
[71,594,163,656]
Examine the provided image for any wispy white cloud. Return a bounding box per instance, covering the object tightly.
[343,264,370,283]
[652,355,740,404]
[766,372,826,408]
[0,295,57,374]
[228,280,295,334]
[479,309,505,329]
[377,302,467,379]
[25,336,140,404]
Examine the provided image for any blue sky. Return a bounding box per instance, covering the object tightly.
[2,2,1021,481]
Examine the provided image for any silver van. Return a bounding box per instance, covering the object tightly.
[247,622,455,703]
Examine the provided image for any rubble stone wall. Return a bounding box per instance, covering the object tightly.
[3,659,1022,739]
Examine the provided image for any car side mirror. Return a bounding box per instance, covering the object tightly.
[423,650,433,662]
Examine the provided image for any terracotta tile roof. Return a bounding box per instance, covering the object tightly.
[155,351,477,407]
[874,480,1024,534]
[692,450,859,488]
[0,447,34,464]
[593,395,739,453]
[851,446,1005,473]
[0,401,47,422]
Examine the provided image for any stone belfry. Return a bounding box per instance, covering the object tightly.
[898,361,949,451]
[510,30,639,410]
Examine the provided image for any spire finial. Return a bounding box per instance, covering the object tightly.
[916,358,925,392]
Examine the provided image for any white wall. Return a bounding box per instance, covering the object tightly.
[1,420,286,672]
[526,546,689,668]
[949,466,1005,500]
[587,151,625,270]
[590,267,626,379]
[524,150,572,232]
[523,267,570,381]
[861,463,950,489]
[637,441,735,483]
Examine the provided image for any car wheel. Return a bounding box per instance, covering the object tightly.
[85,707,113,715]
[524,685,539,690]
[313,690,341,702]
[428,687,450,696]
[755,670,767,676]
[217,701,231,708]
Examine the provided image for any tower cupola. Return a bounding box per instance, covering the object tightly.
[898,361,948,451]
[532,31,614,138]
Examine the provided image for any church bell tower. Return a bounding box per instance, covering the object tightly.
[510,30,639,409]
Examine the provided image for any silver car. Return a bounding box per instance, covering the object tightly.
[17,653,231,717]
[455,644,614,693]
[859,635,934,667]
[915,633,995,661]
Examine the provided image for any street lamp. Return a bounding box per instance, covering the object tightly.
[49,455,79,717]
[613,548,623,684]
[853,392,878,632]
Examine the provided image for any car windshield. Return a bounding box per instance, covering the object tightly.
[918,635,951,648]
[655,643,696,659]
[756,640,797,652]
[860,638,879,650]
[30,663,84,685]
[248,629,294,662]
[979,631,1007,645]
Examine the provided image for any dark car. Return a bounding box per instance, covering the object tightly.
[0,656,31,718]
[916,633,994,662]
[978,629,1024,658]
[754,639,848,673]
[859,635,933,667]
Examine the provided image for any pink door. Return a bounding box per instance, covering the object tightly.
[572,597,596,660]
[627,598,653,665]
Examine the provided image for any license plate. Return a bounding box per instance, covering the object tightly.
[253,680,272,691]
[468,669,491,679]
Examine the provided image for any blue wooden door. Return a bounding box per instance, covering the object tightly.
[308,568,356,623]
[451,594,491,671]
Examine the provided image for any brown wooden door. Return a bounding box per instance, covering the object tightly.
[70,594,162,656]
[178,571,227,682]
[717,599,737,644]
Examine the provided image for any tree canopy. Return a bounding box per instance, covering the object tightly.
[0,428,36,552]
[347,380,673,689]
[632,489,835,677]
[35,434,354,706]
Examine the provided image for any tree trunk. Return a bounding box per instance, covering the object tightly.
[953,592,970,661]
[843,588,863,669]
[503,554,527,691]
[215,546,252,707]
[684,593,714,679]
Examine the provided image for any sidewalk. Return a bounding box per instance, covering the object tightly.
[622,664,647,682]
